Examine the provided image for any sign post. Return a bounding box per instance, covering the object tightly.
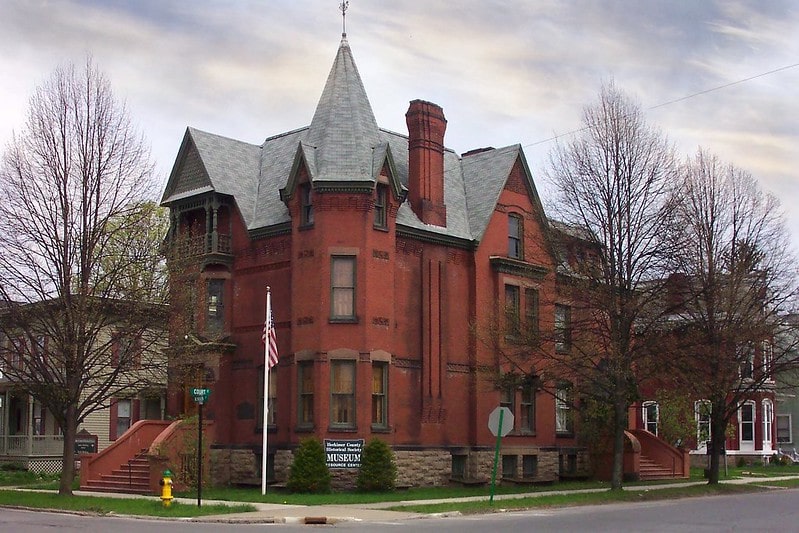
[191,388,211,507]
[487,406,514,504]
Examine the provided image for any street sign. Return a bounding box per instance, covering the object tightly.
[488,406,514,437]
[191,387,211,404]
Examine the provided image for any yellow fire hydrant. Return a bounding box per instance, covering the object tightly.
[159,469,174,507]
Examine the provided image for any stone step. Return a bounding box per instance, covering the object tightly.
[83,479,151,493]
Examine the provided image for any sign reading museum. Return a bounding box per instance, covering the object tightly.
[324,439,364,469]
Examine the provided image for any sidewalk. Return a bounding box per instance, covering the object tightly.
[184,474,799,524]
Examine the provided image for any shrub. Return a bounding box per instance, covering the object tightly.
[356,438,397,492]
[287,438,330,493]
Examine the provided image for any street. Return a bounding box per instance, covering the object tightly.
[3,488,799,532]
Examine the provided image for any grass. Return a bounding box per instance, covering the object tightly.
[0,489,256,518]
[180,479,610,505]
[0,462,796,518]
[0,467,60,487]
[389,483,770,514]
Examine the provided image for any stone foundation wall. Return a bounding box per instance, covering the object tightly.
[274,449,293,482]
[210,445,589,488]
[394,449,451,486]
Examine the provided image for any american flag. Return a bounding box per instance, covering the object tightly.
[262,292,279,369]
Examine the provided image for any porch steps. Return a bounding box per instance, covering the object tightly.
[639,455,679,480]
[81,452,152,495]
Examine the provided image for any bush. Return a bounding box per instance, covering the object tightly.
[356,438,397,492]
[287,438,330,493]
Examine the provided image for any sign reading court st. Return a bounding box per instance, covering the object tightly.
[191,388,211,404]
[488,406,514,437]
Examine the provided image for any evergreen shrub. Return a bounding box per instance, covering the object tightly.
[356,438,397,492]
[287,437,331,493]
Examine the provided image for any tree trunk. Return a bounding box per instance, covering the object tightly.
[610,397,627,490]
[58,404,78,496]
[706,410,727,485]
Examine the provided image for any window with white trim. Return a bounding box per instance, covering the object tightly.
[762,341,774,381]
[695,400,711,447]
[555,382,573,434]
[763,399,773,446]
[740,402,755,444]
[642,401,659,435]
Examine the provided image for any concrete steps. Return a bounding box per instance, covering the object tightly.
[639,455,679,480]
[80,453,152,495]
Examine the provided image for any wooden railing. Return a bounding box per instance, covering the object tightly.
[172,234,232,258]
[0,434,64,456]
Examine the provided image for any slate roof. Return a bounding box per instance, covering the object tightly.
[161,37,543,246]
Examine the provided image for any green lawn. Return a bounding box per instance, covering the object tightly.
[182,479,610,505]
[0,489,255,517]
[0,461,796,518]
[389,483,770,514]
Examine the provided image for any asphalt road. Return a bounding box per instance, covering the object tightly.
[4,488,799,532]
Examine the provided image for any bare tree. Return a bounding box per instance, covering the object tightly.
[544,82,679,490]
[0,59,166,495]
[668,149,799,484]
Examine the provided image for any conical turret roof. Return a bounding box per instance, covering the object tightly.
[304,36,381,183]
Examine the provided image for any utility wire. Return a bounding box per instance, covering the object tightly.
[521,62,799,150]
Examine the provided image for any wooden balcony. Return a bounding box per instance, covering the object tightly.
[172,234,233,268]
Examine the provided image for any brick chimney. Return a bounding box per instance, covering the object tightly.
[406,100,447,227]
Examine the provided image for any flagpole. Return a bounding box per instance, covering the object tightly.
[261,288,271,495]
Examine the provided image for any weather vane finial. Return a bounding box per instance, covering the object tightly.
[340,1,349,37]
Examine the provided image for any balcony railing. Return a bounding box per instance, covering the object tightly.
[172,234,232,260]
[0,434,64,456]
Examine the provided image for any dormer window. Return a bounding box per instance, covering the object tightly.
[508,214,523,259]
[300,184,314,226]
[374,184,387,229]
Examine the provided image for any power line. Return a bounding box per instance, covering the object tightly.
[520,62,799,151]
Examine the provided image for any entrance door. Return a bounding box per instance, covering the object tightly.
[643,402,658,435]
[739,402,755,452]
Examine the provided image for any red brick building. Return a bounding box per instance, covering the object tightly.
[160,35,587,487]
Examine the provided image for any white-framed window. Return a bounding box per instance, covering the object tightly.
[739,401,755,451]
[695,400,712,448]
[777,414,792,444]
[762,341,774,382]
[32,401,44,435]
[642,401,659,436]
[763,399,774,447]
[116,399,132,439]
[555,382,573,434]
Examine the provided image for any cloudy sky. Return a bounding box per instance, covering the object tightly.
[1,0,797,250]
